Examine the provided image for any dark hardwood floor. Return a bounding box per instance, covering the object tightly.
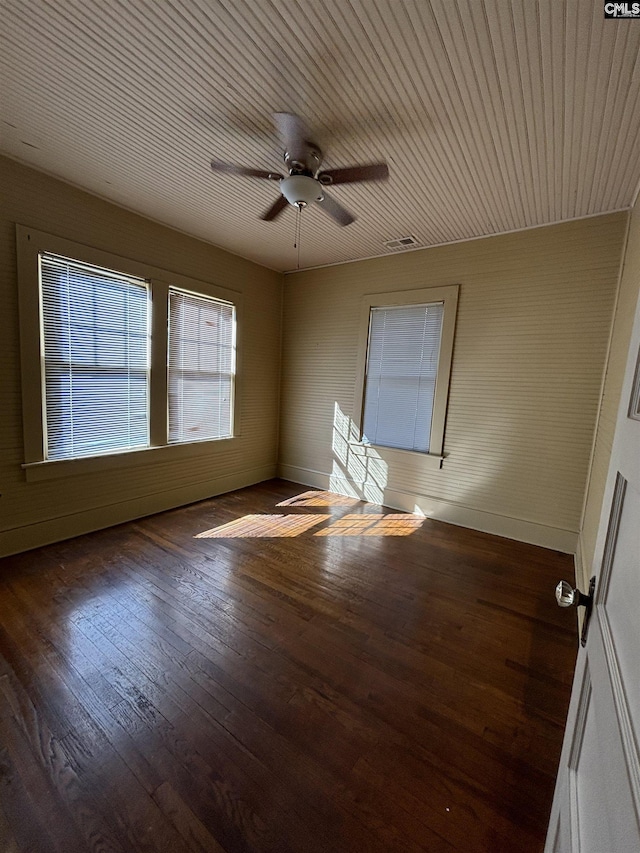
[0,479,577,852]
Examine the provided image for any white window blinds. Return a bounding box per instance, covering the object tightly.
[362,302,444,453]
[40,253,150,461]
[168,289,235,443]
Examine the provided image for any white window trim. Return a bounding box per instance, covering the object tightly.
[352,284,459,464]
[16,225,243,482]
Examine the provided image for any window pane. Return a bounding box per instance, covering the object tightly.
[362,303,444,452]
[40,254,150,460]
[168,289,235,443]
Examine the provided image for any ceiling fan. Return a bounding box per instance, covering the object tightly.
[210,112,389,226]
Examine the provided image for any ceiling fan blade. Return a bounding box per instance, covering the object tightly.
[316,191,355,226]
[273,112,311,165]
[261,195,289,222]
[317,163,389,185]
[211,159,282,180]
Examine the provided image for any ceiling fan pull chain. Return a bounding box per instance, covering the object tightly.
[294,204,302,269]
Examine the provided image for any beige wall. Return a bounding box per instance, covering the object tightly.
[579,197,640,584]
[279,214,627,551]
[0,157,282,556]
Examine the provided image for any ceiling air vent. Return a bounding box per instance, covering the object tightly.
[383,235,420,251]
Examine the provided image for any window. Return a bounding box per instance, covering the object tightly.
[354,285,458,459]
[17,226,240,478]
[168,289,235,443]
[362,302,444,453]
[40,254,150,460]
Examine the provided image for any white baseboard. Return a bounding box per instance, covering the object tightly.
[0,465,276,557]
[278,463,578,554]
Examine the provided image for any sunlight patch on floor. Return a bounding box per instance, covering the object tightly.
[195,514,327,538]
[276,490,361,508]
[314,513,424,537]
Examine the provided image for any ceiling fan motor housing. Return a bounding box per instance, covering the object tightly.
[280,175,324,208]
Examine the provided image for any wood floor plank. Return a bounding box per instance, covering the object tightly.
[152,781,229,853]
[0,740,62,853]
[0,669,126,853]
[0,479,577,852]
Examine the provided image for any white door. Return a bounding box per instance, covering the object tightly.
[546,291,640,852]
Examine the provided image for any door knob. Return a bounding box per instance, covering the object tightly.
[555,577,596,646]
[555,580,591,608]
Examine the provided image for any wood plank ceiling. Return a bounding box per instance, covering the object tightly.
[2,0,640,272]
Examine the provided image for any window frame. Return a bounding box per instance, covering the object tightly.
[353,285,459,464]
[16,225,242,482]
[167,286,237,445]
[39,252,152,461]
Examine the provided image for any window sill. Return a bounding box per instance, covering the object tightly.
[348,442,445,469]
[22,436,237,482]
